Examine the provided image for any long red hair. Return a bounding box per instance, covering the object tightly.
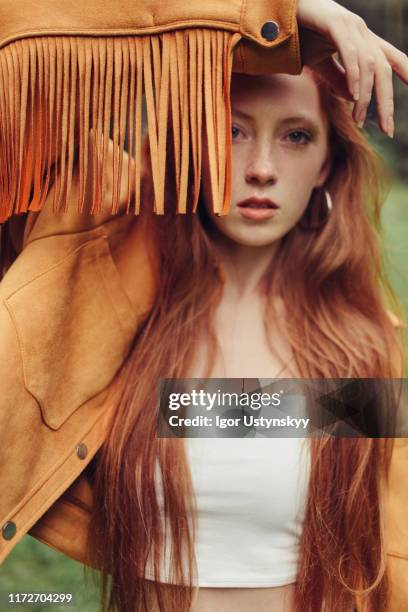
[0,65,402,611]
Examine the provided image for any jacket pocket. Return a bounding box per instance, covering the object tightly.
[5,234,137,430]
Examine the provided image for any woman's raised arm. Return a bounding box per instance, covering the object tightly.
[297,0,408,137]
[0,0,406,222]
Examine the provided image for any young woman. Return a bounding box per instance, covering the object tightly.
[85,67,406,612]
[0,1,407,612]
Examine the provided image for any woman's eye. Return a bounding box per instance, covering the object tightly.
[231,125,242,139]
[286,130,312,145]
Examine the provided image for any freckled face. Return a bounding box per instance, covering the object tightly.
[200,70,331,247]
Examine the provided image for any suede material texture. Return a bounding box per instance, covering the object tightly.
[0,1,406,606]
[0,0,301,225]
[1,156,408,609]
[0,0,300,75]
[0,147,158,563]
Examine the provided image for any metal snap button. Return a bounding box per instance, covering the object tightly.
[76,442,88,460]
[2,521,17,540]
[260,21,280,42]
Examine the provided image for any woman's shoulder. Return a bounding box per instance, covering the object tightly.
[20,140,138,249]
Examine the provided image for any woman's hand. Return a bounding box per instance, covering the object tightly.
[297,0,408,137]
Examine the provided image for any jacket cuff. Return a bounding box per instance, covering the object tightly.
[233,0,301,75]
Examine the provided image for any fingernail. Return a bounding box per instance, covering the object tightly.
[387,116,394,139]
[355,109,366,129]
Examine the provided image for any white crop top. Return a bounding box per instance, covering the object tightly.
[145,436,311,587]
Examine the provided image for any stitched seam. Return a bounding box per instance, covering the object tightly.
[5,294,110,428]
[4,235,104,300]
[28,532,77,557]
[0,21,240,49]
[100,228,136,318]
[46,383,111,431]
[239,41,246,74]
[23,219,106,249]
[290,0,301,73]
[387,550,408,560]
[4,238,119,430]
[239,0,247,36]
[58,495,92,514]
[1,402,110,525]
[5,466,90,550]
[290,0,296,31]
[3,299,34,407]
[238,0,247,73]
[238,0,290,48]
[96,237,134,336]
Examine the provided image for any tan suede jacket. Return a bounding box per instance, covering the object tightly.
[3,161,408,612]
[0,0,300,224]
[0,1,407,610]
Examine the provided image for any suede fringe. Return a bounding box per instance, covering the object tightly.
[0,29,241,223]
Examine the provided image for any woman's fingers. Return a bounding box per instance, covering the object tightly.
[350,26,395,135]
[372,33,408,84]
[297,0,408,137]
[351,32,376,128]
[321,19,397,137]
[372,51,395,136]
[326,23,361,102]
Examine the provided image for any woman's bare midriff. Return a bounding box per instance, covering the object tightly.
[143,582,296,612]
[190,583,296,612]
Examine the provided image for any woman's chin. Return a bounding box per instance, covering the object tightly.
[219,224,284,249]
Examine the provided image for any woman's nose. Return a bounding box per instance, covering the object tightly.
[245,146,278,186]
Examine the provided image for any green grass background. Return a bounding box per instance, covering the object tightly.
[0,537,99,612]
[1,182,407,611]
[382,182,408,339]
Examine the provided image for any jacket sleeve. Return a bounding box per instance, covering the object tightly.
[28,470,97,569]
[0,0,301,225]
[0,143,157,563]
[386,435,408,612]
[0,0,301,76]
[385,324,408,611]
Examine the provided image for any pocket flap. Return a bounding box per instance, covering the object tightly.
[6,235,136,429]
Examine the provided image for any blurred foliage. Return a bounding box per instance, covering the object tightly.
[381,180,408,363]
[382,181,408,303]
[0,536,99,612]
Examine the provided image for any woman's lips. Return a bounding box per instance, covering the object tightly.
[237,198,280,221]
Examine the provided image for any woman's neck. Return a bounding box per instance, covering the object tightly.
[215,238,280,300]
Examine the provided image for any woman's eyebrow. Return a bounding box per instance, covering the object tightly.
[280,115,320,130]
[231,108,320,131]
[231,108,255,122]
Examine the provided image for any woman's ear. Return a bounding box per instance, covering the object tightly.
[315,153,332,189]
